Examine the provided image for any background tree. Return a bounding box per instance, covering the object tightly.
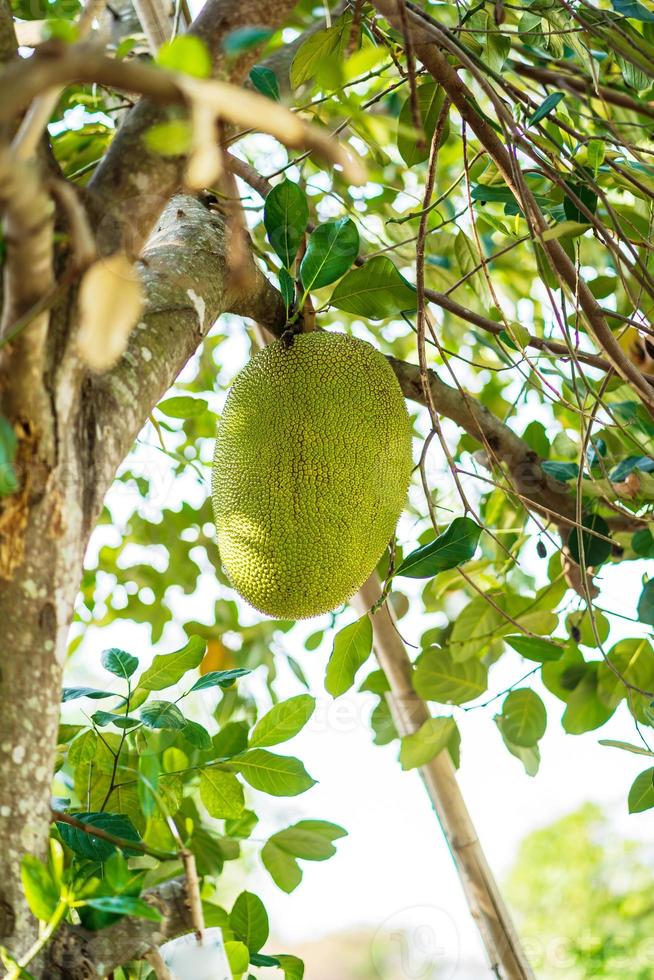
[2,0,654,976]
[506,804,654,978]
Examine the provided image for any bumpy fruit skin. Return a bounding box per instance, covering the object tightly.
[211,331,413,619]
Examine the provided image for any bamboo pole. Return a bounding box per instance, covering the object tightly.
[353,573,535,980]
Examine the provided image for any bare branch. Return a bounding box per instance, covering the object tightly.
[132,0,172,54]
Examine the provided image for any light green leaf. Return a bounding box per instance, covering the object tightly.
[628,768,654,813]
[157,395,208,419]
[230,891,269,952]
[250,694,315,747]
[277,954,305,980]
[599,739,654,757]
[399,716,458,770]
[139,636,206,691]
[505,635,564,663]
[21,855,60,921]
[261,840,303,893]
[157,35,211,77]
[397,81,447,166]
[330,256,417,320]
[230,749,316,796]
[499,689,547,747]
[449,597,505,662]
[414,648,488,705]
[300,218,359,291]
[271,820,347,860]
[495,716,540,776]
[325,615,373,697]
[199,769,245,819]
[189,668,251,692]
[290,21,350,88]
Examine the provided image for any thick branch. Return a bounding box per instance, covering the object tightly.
[46,878,192,979]
[87,0,298,255]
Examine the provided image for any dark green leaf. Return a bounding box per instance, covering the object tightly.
[264,180,309,269]
[611,0,654,19]
[101,648,138,679]
[395,517,481,578]
[84,895,162,921]
[139,700,187,730]
[224,26,273,55]
[91,710,139,729]
[529,91,565,126]
[300,218,359,291]
[568,513,611,567]
[249,65,280,101]
[190,668,251,692]
[62,687,119,702]
[397,81,447,166]
[0,415,18,496]
[541,460,579,481]
[56,812,141,860]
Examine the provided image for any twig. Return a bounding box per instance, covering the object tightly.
[51,808,178,862]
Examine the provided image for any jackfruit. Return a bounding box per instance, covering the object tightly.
[211,331,413,619]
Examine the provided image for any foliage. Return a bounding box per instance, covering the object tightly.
[506,804,654,978]
[5,0,654,971]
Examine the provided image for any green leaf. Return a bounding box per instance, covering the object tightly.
[138,753,159,818]
[56,811,141,860]
[157,35,211,77]
[638,580,654,626]
[495,716,540,776]
[330,256,417,320]
[599,739,654,757]
[395,517,481,578]
[529,91,565,126]
[0,415,18,496]
[449,596,505,662]
[568,513,612,567]
[562,666,615,733]
[101,648,138,679]
[84,895,162,921]
[250,695,315,747]
[277,954,305,980]
[213,720,250,757]
[414,648,488,704]
[611,0,654,20]
[399,716,458,770]
[397,81,447,166]
[504,635,564,663]
[272,820,347,859]
[230,749,316,796]
[249,65,281,101]
[189,667,251,692]
[261,840,303,892]
[224,25,273,54]
[300,218,359,292]
[62,687,119,702]
[230,891,269,953]
[226,940,250,979]
[499,689,547,747]
[325,615,373,697]
[587,138,605,177]
[290,22,349,88]
[628,768,654,812]
[264,180,309,269]
[21,855,59,921]
[144,119,192,156]
[181,719,212,749]
[200,769,245,819]
[157,395,208,419]
[279,267,295,316]
[91,710,139,729]
[563,180,598,224]
[139,636,206,691]
[139,700,187,730]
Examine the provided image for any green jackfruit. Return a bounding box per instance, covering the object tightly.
[211,331,412,619]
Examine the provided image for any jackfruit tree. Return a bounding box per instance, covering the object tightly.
[1,0,654,976]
